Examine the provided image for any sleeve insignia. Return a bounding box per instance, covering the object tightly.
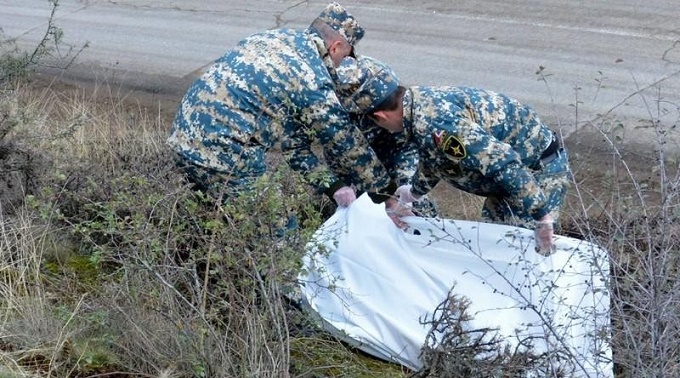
[432,131,466,159]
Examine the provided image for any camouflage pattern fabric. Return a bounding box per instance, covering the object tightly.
[168,11,390,200]
[355,116,440,217]
[410,196,440,218]
[316,2,365,45]
[323,114,414,186]
[336,56,401,114]
[403,87,571,225]
[333,56,439,215]
[323,114,439,217]
[480,149,569,227]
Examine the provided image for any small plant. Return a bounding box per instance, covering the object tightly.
[0,0,88,86]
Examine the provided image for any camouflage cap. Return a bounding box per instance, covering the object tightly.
[335,56,400,114]
[316,2,365,46]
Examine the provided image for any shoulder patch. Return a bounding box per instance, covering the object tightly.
[432,131,466,159]
[443,135,466,158]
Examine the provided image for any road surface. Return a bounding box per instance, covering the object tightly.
[2,0,679,141]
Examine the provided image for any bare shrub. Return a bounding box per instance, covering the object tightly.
[563,89,680,376]
[0,0,87,86]
[415,290,547,378]
[0,92,46,215]
[1,0,87,215]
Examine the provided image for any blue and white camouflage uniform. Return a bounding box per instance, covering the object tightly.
[334,56,438,216]
[325,114,415,186]
[403,86,570,225]
[167,3,394,201]
[334,55,570,225]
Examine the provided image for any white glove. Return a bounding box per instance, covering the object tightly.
[332,186,357,207]
[534,214,556,255]
[384,198,414,231]
[395,184,422,204]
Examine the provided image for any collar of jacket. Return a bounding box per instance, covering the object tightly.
[308,29,339,81]
[402,87,415,142]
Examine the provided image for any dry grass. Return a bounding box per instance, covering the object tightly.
[1,70,679,377]
[1,80,411,377]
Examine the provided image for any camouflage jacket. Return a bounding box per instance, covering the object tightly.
[167,28,392,197]
[357,116,417,186]
[325,114,417,188]
[404,86,555,220]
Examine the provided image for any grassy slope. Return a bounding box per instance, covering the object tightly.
[1,74,678,377]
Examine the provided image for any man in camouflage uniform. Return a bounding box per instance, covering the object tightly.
[337,57,571,254]
[167,3,396,206]
[331,56,439,217]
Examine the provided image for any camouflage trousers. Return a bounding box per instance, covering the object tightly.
[173,141,267,202]
[173,151,297,236]
[481,148,571,228]
[411,195,440,218]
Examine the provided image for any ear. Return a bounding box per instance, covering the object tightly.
[328,40,344,54]
[371,110,390,122]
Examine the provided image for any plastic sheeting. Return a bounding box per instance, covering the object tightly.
[299,194,613,377]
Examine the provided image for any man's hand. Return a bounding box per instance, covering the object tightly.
[534,214,556,255]
[385,197,414,230]
[332,186,357,207]
[395,184,422,204]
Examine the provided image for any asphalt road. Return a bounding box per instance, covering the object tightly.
[2,0,679,141]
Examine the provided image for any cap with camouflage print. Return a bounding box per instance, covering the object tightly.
[336,56,400,114]
[316,2,365,46]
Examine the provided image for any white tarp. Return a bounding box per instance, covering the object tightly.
[299,194,613,377]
